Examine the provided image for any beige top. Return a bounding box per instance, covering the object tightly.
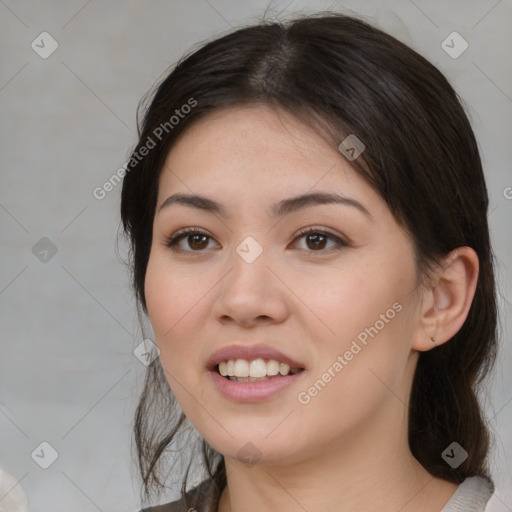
[142,475,494,512]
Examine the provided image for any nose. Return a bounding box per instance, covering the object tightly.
[212,244,290,328]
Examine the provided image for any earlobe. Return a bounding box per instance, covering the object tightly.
[413,246,479,352]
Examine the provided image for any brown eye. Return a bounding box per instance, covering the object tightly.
[305,232,328,250]
[165,229,217,252]
[186,234,209,250]
[293,228,347,253]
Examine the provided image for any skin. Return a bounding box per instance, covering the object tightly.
[144,105,479,512]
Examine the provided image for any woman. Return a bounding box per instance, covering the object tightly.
[121,12,497,512]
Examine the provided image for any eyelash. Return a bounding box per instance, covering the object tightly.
[163,226,348,255]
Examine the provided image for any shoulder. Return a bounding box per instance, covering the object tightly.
[441,475,494,512]
[140,475,495,512]
[139,478,218,512]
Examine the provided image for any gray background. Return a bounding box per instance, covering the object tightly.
[0,1,511,511]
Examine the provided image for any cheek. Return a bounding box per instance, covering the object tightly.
[144,253,212,413]
[293,298,416,449]
[144,253,204,354]
[298,258,417,401]
[296,251,418,392]
[295,260,409,344]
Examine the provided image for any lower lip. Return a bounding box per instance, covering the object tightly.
[209,369,305,402]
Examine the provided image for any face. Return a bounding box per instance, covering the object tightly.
[144,105,424,467]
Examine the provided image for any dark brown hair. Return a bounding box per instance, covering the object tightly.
[120,11,498,509]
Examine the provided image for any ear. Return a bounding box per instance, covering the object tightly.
[413,246,479,352]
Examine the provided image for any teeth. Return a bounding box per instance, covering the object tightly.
[234,359,249,377]
[267,360,279,376]
[217,359,300,378]
[249,359,267,378]
[279,362,290,376]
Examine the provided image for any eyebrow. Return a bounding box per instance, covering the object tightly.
[158,191,372,219]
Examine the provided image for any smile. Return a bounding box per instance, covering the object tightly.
[217,358,303,380]
[210,363,305,402]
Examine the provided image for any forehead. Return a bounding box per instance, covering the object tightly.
[157,105,382,214]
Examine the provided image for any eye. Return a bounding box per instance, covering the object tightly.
[164,227,218,252]
[164,226,348,254]
[292,227,347,253]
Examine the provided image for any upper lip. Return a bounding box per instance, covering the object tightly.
[207,344,306,371]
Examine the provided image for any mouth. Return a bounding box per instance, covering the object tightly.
[214,358,305,382]
[209,360,306,402]
[206,344,306,401]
